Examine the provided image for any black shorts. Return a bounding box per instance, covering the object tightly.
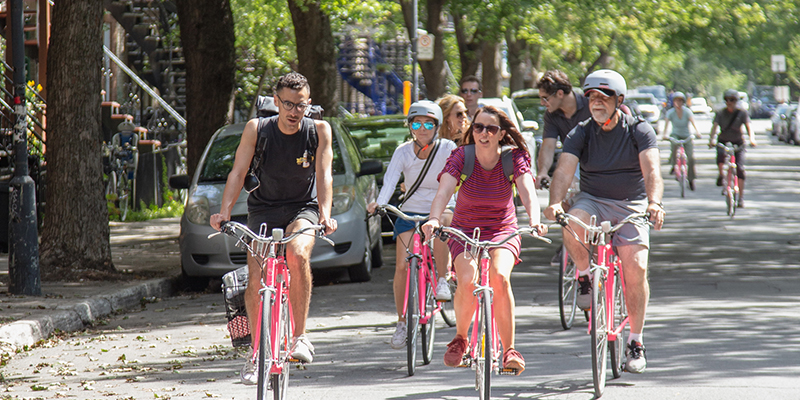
[247,201,320,233]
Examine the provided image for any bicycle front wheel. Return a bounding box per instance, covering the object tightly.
[679,163,687,198]
[421,275,436,365]
[271,296,291,400]
[590,266,609,398]
[475,293,492,400]
[257,291,273,400]
[726,187,735,217]
[118,172,130,221]
[105,170,118,200]
[439,277,457,327]
[406,258,419,376]
[609,266,627,379]
[558,246,578,330]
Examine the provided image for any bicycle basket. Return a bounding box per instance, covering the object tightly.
[221,266,250,347]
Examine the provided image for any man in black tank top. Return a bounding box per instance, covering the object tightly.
[210,72,337,384]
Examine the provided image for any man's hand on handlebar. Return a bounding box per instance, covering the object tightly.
[319,217,338,235]
[210,213,229,231]
[535,174,550,190]
[543,203,565,222]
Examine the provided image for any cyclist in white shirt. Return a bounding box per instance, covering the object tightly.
[367,100,457,349]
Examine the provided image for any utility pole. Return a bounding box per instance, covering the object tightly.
[411,0,418,102]
[9,0,41,296]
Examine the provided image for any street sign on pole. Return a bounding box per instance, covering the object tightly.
[771,54,786,73]
[418,33,434,61]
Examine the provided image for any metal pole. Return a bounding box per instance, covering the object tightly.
[9,0,41,296]
[411,0,418,102]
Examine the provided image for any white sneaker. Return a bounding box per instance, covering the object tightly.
[291,335,315,363]
[240,357,258,385]
[435,277,452,301]
[390,321,407,349]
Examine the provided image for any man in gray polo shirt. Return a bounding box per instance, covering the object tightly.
[535,70,593,188]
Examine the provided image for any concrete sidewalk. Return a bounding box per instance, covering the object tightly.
[0,217,183,352]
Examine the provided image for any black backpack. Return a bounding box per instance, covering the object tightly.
[455,144,515,192]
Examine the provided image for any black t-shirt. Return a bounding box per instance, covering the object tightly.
[713,107,750,144]
[248,116,318,210]
[563,113,658,201]
[543,90,592,142]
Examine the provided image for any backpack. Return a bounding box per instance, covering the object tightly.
[455,144,515,192]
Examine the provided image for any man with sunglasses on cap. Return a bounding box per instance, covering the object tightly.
[210,72,337,385]
[708,89,756,208]
[544,69,664,374]
[459,75,483,120]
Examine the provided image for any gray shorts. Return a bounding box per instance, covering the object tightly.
[247,201,320,233]
[570,192,650,248]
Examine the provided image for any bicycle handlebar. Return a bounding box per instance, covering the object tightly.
[436,226,552,249]
[367,204,428,223]
[668,137,690,145]
[555,211,650,235]
[210,220,334,247]
[715,142,746,152]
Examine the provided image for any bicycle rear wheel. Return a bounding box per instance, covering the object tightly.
[476,293,492,400]
[590,266,609,398]
[421,275,436,365]
[558,246,578,330]
[439,277,457,327]
[257,291,273,400]
[105,170,117,200]
[406,258,419,376]
[271,296,290,400]
[609,266,627,379]
[725,187,735,217]
[118,172,130,221]
[678,162,687,198]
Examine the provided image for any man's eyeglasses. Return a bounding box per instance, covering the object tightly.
[460,88,481,95]
[411,121,435,131]
[724,97,738,102]
[540,94,552,104]
[276,94,309,112]
[472,122,500,135]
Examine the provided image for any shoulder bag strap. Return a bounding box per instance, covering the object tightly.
[399,139,440,208]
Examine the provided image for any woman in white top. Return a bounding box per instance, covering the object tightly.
[367,100,457,350]
[662,91,701,190]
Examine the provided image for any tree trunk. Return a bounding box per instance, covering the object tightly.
[40,1,113,275]
[453,10,482,79]
[505,29,528,93]
[287,0,338,117]
[403,0,447,100]
[481,41,501,97]
[175,0,236,178]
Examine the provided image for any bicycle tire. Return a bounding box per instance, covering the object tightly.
[609,265,627,379]
[439,277,457,327]
[406,257,419,376]
[726,187,735,217]
[476,293,492,400]
[679,163,687,198]
[558,246,578,330]
[271,296,290,400]
[421,274,436,365]
[590,266,608,398]
[118,172,130,221]
[257,290,273,400]
[105,170,117,200]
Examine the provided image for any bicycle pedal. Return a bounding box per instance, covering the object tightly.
[288,357,303,363]
[499,368,520,376]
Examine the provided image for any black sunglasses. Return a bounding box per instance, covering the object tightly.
[461,88,481,94]
[472,122,500,135]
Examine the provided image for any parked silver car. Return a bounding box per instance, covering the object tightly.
[170,118,384,289]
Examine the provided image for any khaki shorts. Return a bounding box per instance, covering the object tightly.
[570,192,650,248]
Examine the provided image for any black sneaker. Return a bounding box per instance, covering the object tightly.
[576,275,592,311]
[716,176,723,187]
[689,180,695,191]
[624,341,647,373]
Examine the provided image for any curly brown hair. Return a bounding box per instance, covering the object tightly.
[462,105,528,153]
[537,70,572,96]
[275,72,310,93]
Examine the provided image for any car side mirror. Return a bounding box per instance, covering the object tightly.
[169,174,190,189]
[357,159,383,177]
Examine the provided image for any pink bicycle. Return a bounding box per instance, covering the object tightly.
[436,225,550,400]
[669,137,690,198]
[555,211,649,398]
[215,221,332,400]
[716,142,744,217]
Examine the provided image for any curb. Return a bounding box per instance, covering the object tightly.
[0,276,182,351]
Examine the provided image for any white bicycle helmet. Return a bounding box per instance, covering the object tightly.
[407,100,443,126]
[583,69,627,98]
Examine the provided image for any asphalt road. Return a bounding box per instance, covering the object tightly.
[2,119,799,400]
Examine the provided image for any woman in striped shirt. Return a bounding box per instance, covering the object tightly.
[422,105,548,375]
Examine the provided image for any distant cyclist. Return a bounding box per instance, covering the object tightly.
[543,69,664,374]
[423,105,548,375]
[111,120,139,173]
[708,89,757,208]
[662,92,701,190]
[366,100,457,350]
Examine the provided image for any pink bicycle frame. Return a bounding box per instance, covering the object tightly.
[675,145,687,181]
[401,231,440,324]
[727,153,739,194]
[589,243,629,343]
[468,255,501,368]
[252,254,293,375]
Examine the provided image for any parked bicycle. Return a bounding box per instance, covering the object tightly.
[435,225,550,400]
[716,142,744,217]
[369,204,451,376]
[555,211,650,398]
[213,221,333,400]
[105,138,137,221]
[669,137,690,198]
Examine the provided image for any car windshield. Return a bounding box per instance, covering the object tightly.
[198,124,345,183]
[346,120,409,161]
[514,97,545,125]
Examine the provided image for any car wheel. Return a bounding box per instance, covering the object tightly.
[348,236,373,282]
[181,266,210,292]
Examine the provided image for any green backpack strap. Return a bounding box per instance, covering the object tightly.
[456,144,515,192]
